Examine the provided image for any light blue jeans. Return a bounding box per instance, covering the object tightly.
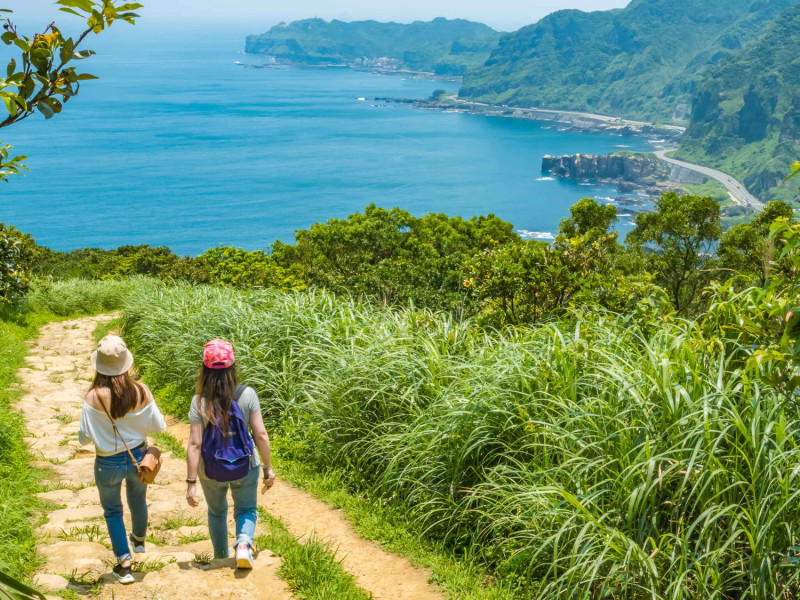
[94,446,148,563]
[199,466,259,558]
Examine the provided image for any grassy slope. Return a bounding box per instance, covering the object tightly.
[127,286,519,600]
[120,283,800,598]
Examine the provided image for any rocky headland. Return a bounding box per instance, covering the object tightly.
[541,152,706,199]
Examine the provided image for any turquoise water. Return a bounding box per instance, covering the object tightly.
[0,26,651,255]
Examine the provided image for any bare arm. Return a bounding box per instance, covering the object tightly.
[250,410,276,493]
[186,422,203,507]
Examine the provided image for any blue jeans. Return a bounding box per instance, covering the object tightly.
[94,446,148,563]
[200,466,259,558]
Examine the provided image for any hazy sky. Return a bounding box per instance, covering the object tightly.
[5,0,631,32]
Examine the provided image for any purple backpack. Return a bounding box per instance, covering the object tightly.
[201,385,255,482]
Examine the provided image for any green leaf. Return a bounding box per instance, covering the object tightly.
[40,97,62,115]
[59,38,75,63]
[12,38,30,52]
[0,569,46,599]
[6,58,14,78]
[58,7,84,17]
[1,31,14,45]
[36,100,54,119]
[56,0,94,11]
[1,95,14,116]
[72,49,96,59]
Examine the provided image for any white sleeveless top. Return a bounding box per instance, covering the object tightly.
[78,401,167,457]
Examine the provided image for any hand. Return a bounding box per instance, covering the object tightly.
[186,483,199,507]
[261,468,276,493]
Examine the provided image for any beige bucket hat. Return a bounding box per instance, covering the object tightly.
[91,335,134,376]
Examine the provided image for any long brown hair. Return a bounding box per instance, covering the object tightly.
[90,372,146,419]
[196,365,239,435]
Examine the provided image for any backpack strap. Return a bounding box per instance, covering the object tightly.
[233,384,247,404]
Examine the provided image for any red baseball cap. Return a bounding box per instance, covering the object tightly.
[203,339,235,369]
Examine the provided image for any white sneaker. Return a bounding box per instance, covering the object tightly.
[236,546,254,569]
[112,564,135,584]
[129,533,146,553]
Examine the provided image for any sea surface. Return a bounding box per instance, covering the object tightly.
[0,25,652,255]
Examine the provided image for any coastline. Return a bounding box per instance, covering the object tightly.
[240,56,683,143]
[374,96,684,144]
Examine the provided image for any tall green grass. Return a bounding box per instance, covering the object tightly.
[25,276,161,317]
[0,317,42,579]
[122,284,800,599]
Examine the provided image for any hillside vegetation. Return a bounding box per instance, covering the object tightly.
[118,211,800,598]
[1,196,798,597]
[459,0,798,122]
[677,5,800,203]
[245,17,502,75]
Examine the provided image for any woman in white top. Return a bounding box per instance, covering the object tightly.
[78,335,166,585]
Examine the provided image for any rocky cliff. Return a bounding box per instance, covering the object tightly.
[541,153,707,199]
[542,154,670,183]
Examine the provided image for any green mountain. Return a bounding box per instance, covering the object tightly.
[677,5,800,202]
[245,17,502,75]
[459,0,798,122]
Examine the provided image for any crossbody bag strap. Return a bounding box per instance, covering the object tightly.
[97,397,141,468]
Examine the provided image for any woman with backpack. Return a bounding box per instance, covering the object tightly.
[185,338,276,569]
[79,335,167,585]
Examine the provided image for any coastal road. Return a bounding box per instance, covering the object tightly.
[654,150,765,211]
[456,100,687,133]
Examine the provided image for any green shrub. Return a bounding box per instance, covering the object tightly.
[0,224,38,306]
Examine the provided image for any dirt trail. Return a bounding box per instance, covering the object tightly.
[19,316,293,600]
[18,315,447,600]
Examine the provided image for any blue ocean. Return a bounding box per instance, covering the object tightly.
[0,25,651,255]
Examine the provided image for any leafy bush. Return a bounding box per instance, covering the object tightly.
[0,224,38,306]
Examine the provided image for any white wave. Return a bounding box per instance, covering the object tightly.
[357,97,366,101]
[578,182,597,186]
[595,196,616,202]
[536,176,555,181]
[517,230,555,241]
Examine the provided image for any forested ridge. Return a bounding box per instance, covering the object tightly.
[245,17,502,75]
